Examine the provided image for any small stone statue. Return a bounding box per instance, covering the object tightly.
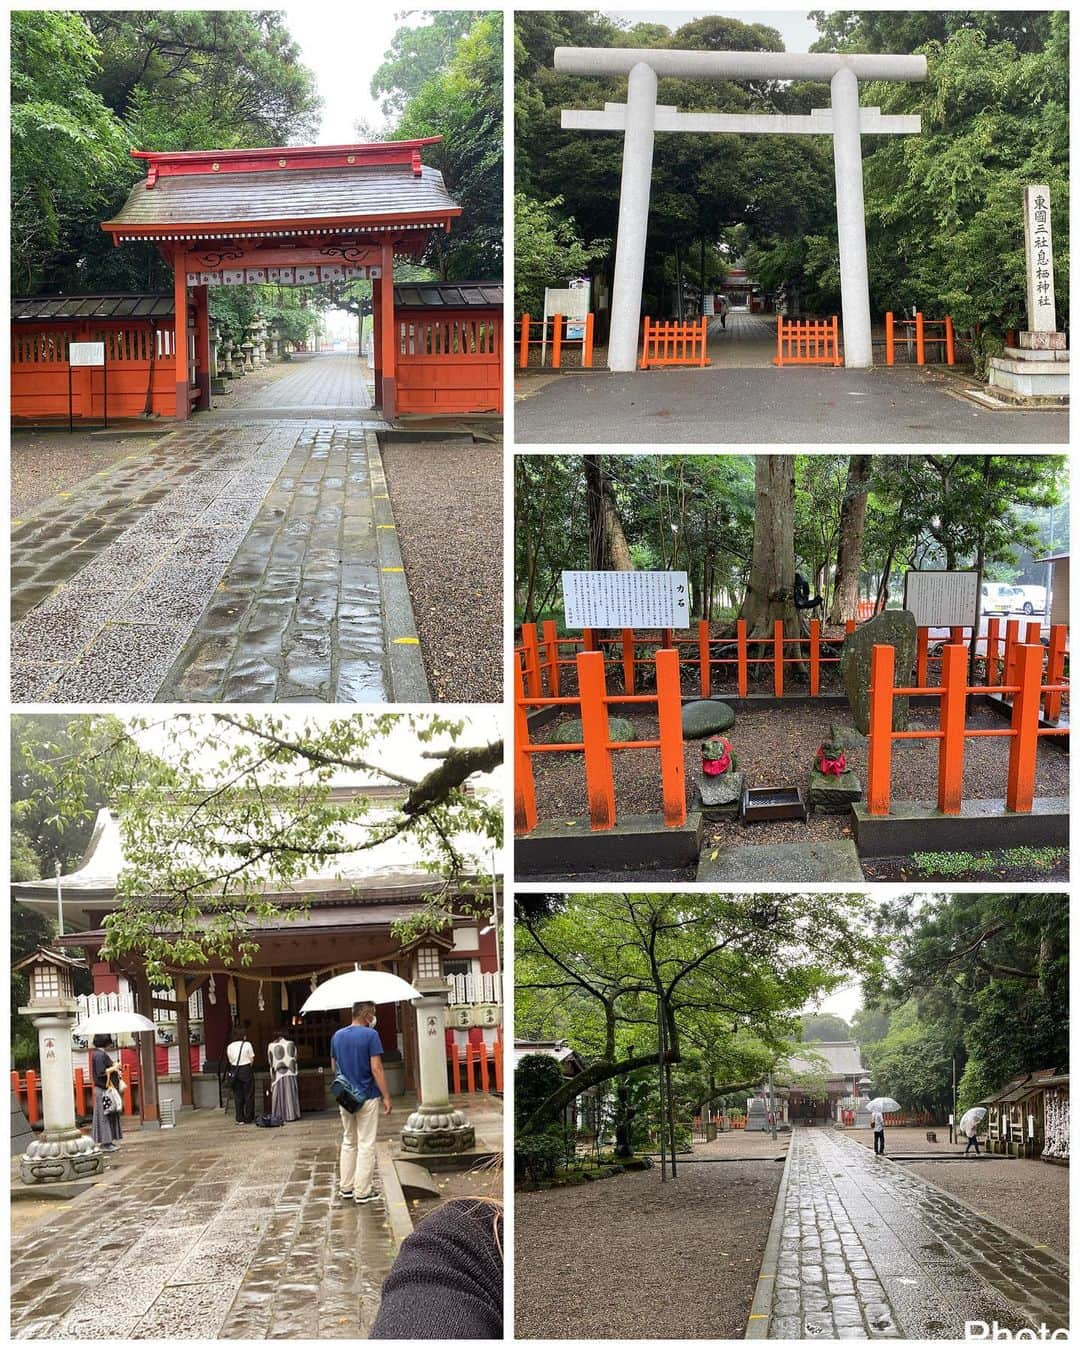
[815,740,847,776]
[702,737,737,776]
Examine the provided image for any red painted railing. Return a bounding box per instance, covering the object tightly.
[517,313,594,370]
[447,1038,503,1094]
[640,315,709,369]
[775,315,841,366]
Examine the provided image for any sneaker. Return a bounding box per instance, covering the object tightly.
[338,1189,354,1199]
[354,1191,376,1205]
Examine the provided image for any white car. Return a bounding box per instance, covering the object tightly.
[981,582,1024,614]
[1012,585,1047,616]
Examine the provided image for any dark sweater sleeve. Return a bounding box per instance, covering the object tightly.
[370,1200,503,1340]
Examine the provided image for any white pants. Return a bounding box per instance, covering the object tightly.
[339,1098,380,1195]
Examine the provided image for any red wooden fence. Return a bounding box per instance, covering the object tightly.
[517,313,594,369]
[447,1038,503,1095]
[775,316,841,366]
[640,316,709,369]
[396,309,502,414]
[515,647,685,835]
[12,320,179,421]
[867,641,1069,816]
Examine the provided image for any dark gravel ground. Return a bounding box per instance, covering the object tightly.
[530,703,1069,850]
[515,1157,781,1338]
[380,437,502,703]
[12,428,165,516]
[849,1129,1068,1257]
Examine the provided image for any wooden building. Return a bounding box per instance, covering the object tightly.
[12,787,501,1125]
[977,1068,1070,1161]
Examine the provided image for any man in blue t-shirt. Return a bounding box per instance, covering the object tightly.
[330,1001,392,1203]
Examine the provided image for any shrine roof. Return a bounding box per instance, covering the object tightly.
[13,293,174,321]
[103,140,461,240]
[393,282,503,310]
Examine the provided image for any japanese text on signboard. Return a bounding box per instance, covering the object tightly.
[562,571,690,629]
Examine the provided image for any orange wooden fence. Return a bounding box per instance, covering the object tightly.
[12,1066,139,1121]
[884,312,955,366]
[867,640,1069,817]
[517,313,594,369]
[447,1038,503,1095]
[639,316,709,369]
[396,309,502,414]
[775,315,841,366]
[515,647,685,835]
[12,320,179,421]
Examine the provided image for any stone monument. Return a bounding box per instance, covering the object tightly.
[695,736,744,821]
[15,948,105,1184]
[401,947,475,1155]
[988,185,1069,399]
[840,610,917,734]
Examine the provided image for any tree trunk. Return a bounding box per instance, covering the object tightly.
[584,455,633,571]
[738,456,800,637]
[829,454,872,623]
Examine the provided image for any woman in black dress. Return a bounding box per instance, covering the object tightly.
[90,1033,123,1150]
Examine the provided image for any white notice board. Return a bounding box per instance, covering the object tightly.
[544,286,590,344]
[562,570,690,629]
[69,342,105,367]
[903,570,979,628]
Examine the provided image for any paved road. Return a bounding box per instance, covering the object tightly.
[766,1128,1069,1339]
[11,418,418,703]
[515,364,1067,444]
[707,311,777,367]
[10,1112,396,1340]
[215,351,374,413]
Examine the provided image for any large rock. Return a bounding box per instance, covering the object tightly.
[695,770,744,821]
[829,722,866,752]
[840,611,917,734]
[557,716,634,744]
[682,700,736,737]
[807,768,862,814]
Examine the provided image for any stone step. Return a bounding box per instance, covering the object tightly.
[697,839,864,882]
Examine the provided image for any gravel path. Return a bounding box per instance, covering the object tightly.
[848,1127,1069,1256]
[381,438,502,703]
[529,703,1069,847]
[515,1159,781,1339]
[11,429,165,517]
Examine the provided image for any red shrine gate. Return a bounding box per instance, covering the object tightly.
[100,138,462,420]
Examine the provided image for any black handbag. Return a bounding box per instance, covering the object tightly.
[330,1072,363,1114]
[225,1041,250,1087]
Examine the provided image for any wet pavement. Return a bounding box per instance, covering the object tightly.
[11,417,404,703]
[707,311,777,368]
[217,352,373,414]
[11,1094,503,1340]
[767,1128,1069,1339]
[10,1112,396,1340]
[161,423,388,702]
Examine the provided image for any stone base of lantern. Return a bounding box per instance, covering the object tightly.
[20,1128,106,1185]
[988,336,1069,400]
[401,1106,476,1155]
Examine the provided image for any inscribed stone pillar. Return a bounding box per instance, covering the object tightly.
[1023,185,1056,336]
[18,1009,105,1184]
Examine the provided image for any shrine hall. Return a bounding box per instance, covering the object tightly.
[12,139,502,423]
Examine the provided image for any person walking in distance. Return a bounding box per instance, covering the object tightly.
[226,1022,256,1125]
[964,1119,982,1156]
[871,1105,886,1155]
[332,1001,392,1203]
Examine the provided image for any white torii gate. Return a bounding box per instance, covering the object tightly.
[556,47,928,371]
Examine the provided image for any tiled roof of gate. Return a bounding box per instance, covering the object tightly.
[13,294,175,321]
[103,163,460,233]
[393,283,503,309]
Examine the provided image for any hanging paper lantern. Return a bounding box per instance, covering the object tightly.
[257,980,265,1013]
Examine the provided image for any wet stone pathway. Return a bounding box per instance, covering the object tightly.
[768,1128,1069,1339]
[161,423,388,702]
[11,1119,395,1340]
[11,419,399,703]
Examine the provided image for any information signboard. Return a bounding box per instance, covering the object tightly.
[69,342,105,367]
[902,569,979,628]
[544,286,590,346]
[562,570,690,629]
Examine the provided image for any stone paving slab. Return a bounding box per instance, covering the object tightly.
[766,1128,1069,1339]
[697,840,864,882]
[11,417,420,704]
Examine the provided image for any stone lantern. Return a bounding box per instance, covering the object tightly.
[853,1074,873,1129]
[15,948,105,1184]
[401,941,475,1155]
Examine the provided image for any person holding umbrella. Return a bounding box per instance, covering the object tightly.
[960,1107,987,1156]
[90,1033,123,1151]
[865,1097,901,1156]
[331,1001,392,1203]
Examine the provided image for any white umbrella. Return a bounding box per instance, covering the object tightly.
[865,1097,902,1114]
[959,1107,987,1134]
[72,1010,156,1037]
[299,966,420,1014]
